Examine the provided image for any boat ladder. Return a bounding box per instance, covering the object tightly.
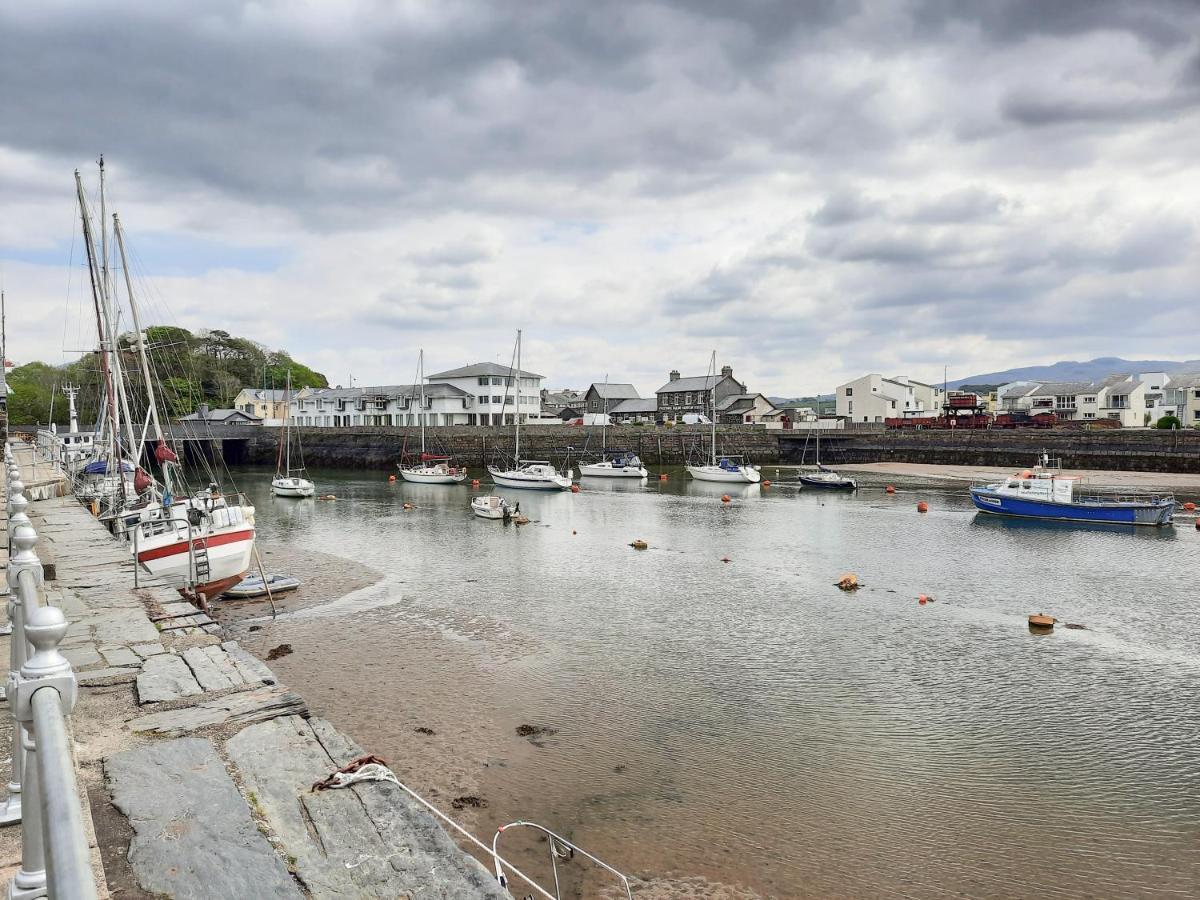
[192,538,211,585]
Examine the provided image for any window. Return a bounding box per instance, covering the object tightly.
[686,392,694,405]
[1109,396,1128,409]
[478,377,489,386]
[492,395,502,404]
[890,401,896,409]
[1193,410,1200,420]
[845,387,853,396]
[477,395,489,405]
[848,400,853,413]
[1083,412,1095,419]
[1081,396,1096,404]
[1193,390,1200,400]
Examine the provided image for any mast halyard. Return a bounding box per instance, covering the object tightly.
[709,350,717,466]
[514,329,522,463]
[418,349,426,455]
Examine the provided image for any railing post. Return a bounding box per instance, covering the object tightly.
[1,521,40,830]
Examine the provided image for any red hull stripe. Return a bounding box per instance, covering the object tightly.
[137,528,255,563]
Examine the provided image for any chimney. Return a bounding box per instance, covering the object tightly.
[669,370,680,382]
[198,402,210,419]
[721,365,733,378]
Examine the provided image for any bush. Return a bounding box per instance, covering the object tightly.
[1155,415,1182,430]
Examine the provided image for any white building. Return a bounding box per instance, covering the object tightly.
[425,362,544,426]
[288,362,546,428]
[835,374,944,423]
[1164,373,1200,427]
[998,373,1168,426]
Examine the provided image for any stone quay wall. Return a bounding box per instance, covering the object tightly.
[225,424,783,468]
[781,427,1200,473]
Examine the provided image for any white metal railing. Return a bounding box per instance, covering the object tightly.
[2,443,100,899]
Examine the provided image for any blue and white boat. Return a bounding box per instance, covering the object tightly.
[970,463,1174,527]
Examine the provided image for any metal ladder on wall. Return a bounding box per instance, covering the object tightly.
[192,537,211,586]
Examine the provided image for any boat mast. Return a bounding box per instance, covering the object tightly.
[601,372,608,456]
[709,350,717,466]
[74,169,123,499]
[514,330,522,463]
[418,349,426,454]
[285,370,292,474]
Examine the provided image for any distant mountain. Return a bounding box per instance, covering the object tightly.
[948,357,1200,389]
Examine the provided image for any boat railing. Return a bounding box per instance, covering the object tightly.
[492,820,634,900]
[3,443,102,899]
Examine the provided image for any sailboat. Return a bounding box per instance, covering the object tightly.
[398,350,467,484]
[487,330,573,490]
[73,162,257,605]
[685,352,761,484]
[578,375,648,479]
[798,397,856,489]
[272,371,315,497]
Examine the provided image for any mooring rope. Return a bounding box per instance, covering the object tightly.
[312,756,558,900]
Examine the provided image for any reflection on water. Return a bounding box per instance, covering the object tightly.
[219,465,1200,899]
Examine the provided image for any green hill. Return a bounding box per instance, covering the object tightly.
[5,327,327,426]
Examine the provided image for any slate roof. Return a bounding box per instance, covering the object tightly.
[240,388,289,401]
[299,383,470,401]
[177,409,262,422]
[609,398,658,414]
[656,375,720,393]
[426,362,543,379]
[588,383,641,400]
[716,393,771,412]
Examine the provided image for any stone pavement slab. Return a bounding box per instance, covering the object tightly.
[127,685,308,737]
[136,652,202,704]
[227,716,508,899]
[106,737,301,899]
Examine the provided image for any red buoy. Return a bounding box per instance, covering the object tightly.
[918,597,927,605]
[471,479,480,487]
[885,485,896,494]
[1184,501,1197,511]
[570,484,580,493]
[388,474,396,482]
[721,494,731,503]
[659,473,668,481]
[917,501,929,513]
[762,480,771,487]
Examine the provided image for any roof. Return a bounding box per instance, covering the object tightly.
[609,398,658,414]
[588,383,641,400]
[715,393,772,412]
[177,409,261,422]
[426,362,543,380]
[297,383,470,401]
[239,388,288,401]
[656,375,722,393]
[1166,372,1200,389]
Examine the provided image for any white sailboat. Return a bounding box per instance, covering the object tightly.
[578,374,648,479]
[799,396,856,490]
[686,351,761,484]
[272,371,315,497]
[100,198,257,605]
[398,350,467,484]
[487,330,573,491]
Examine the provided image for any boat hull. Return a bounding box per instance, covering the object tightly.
[970,488,1174,526]
[223,574,301,599]
[136,526,256,596]
[272,477,314,497]
[687,465,761,484]
[399,468,468,484]
[578,463,648,479]
[799,475,857,490]
[488,468,572,490]
[471,497,510,519]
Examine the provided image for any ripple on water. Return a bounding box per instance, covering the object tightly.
[221,466,1200,899]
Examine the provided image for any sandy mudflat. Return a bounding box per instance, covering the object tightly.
[831,461,1200,488]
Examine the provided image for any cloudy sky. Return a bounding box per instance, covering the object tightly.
[2,0,1198,396]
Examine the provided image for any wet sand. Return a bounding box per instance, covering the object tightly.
[830,461,1200,488]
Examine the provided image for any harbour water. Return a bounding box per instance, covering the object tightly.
[217,466,1200,898]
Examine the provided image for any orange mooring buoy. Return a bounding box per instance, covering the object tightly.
[885,485,896,494]
[570,484,580,493]
[659,473,668,481]
[918,596,928,605]
[1028,613,1056,630]
[917,501,929,513]
[721,494,731,503]
[762,480,771,487]
[388,474,396,482]
[1184,501,1197,511]
[471,479,480,487]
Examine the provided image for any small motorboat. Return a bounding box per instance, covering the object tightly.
[222,573,302,599]
[472,495,513,520]
[799,466,857,490]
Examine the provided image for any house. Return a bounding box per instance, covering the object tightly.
[426,362,545,426]
[1163,373,1200,426]
[582,383,640,414]
[177,405,262,426]
[541,389,585,420]
[289,383,474,427]
[716,393,776,425]
[608,398,658,423]
[233,388,289,426]
[655,365,745,418]
[999,373,1165,426]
